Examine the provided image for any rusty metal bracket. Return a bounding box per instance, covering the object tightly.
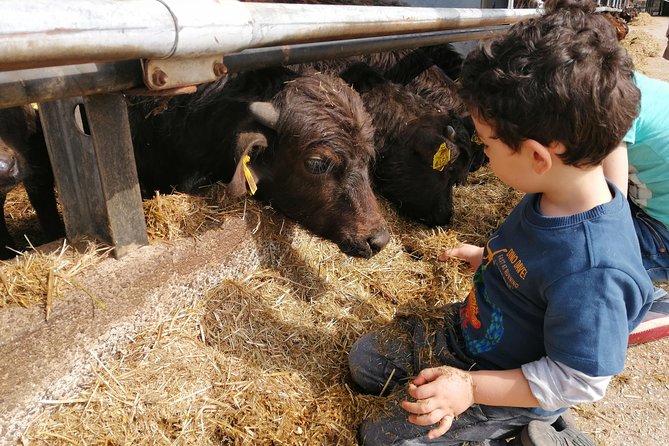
[142,55,227,90]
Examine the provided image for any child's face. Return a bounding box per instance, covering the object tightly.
[471,115,528,191]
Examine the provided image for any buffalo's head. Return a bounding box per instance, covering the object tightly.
[228,72,390,258]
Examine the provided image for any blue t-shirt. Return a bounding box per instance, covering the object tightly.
[459,185,653,376]
[623,73,669,228]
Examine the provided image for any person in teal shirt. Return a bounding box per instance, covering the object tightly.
[604,72,669,292]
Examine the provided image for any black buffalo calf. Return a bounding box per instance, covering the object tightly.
[340,63,471,226]
[345,46,488,181]
[0,105,64,259]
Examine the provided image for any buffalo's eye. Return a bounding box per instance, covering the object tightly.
[305,157,331,174]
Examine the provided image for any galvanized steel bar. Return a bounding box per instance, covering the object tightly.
[0,0,540,71]
[223,26,511,73]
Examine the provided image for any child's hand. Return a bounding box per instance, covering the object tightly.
[438,244,484,271]
[400,366,475,439]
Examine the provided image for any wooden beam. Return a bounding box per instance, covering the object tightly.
[39,93,148,258]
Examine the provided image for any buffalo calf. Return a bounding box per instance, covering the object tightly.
[340,63,470,226]
[128,68,390,258]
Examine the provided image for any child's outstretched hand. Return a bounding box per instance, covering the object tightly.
[438,244,484,272]
[400,366,475,439]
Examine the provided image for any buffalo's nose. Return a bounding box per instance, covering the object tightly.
[0,155,17,177]
[368,227,390,255]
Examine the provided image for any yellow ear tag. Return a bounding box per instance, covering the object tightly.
[471,131,484,146]
[432,142,451,171]
[242,155,258,195]
[30,103,39,110]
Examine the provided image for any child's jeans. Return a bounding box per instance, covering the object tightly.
[629,200,669,283]
[348,309,562,446]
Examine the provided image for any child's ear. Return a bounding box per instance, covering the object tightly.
[522,139,553,175]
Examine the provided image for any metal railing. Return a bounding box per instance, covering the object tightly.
[0,1,543,105]
[0,1,539,70]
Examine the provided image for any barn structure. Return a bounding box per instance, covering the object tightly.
[647,0,669,15]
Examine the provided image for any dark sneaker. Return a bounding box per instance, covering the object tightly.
[519,420,595,446]
[551,410,577,431]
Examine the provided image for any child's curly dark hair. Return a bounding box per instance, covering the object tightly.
[459,0,640,167]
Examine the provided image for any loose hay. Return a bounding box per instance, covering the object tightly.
[14,167,523,445]
[623,13,662,73]
[142,185,262,242]
[628,11,654,27]
[0,240,108,315]
[3,185,41,232]
[1,184,258,313]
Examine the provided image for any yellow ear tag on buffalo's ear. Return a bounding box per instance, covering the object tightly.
[30,103,39,110]
[242,155,258,195]
[471,131,484,146]
[432,142,451,171]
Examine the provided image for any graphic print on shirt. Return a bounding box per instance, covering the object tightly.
[460,235,528,355]
[461,287,481,329]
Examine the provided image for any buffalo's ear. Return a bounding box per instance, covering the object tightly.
[249,102,279,130]
[227,131,269,198]
[339,62,386,93]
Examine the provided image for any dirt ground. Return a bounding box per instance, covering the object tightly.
[565,14,669,446]
[631,15,669,83]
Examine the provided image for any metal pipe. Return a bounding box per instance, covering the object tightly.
[0,25,513,108]
[223,26,511,72]
[0,0,539,71]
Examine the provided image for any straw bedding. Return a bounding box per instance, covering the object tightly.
[1,167,520,445]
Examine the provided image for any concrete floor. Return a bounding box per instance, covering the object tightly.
[0,216,263,445]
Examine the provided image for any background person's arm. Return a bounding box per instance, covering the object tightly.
[602,142,629,196]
